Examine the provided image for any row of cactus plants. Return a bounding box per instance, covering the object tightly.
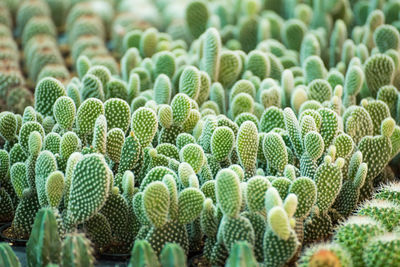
[1,0,400,266]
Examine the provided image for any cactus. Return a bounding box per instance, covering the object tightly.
[334,216,385,267]
[65,154,110,229]
[314,156,344,213]
[131,107,158,148]
[298,242,353,267]
[179,67,201,101]
[185,0,209,39]
[61,233,95,267]
[179,144,206,174]
[0,188,13,222]
[35,77,66,117]
[236,121,258,178]
[0,243,21,267]
[202,28,221,82]
[289,177,317,219]
[357,199,400,231]
[160,243,187,267]
[128,240,160,267]
[364,54,394,98]
[261,187,298,266]
[11,188,41,238]
[363,233,400,267]
[76,98,104,136]
[263,132,288,173]
[26,208,61,267]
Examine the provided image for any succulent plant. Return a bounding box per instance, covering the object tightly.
[0,243,21,267]
[26,208,61,267]
[1,1,400,265]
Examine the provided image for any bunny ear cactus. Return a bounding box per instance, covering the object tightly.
[218,51,242,88]
[10,162,29,198]
[236,121,258,179]
[198,116,217,154]
[19,121,45,154]
[202,27,221,82]
[60,131,81,162]
[179,144,206,174]
[153,74,172,105]
[99,187,135,249]
[343,65,364,107]
[333,160,367,218]
[63,152,82,209]
[12,188,41,238]
[377,85,398,118]
[185,0,209,39]
[106,128,125,164]
[118,131,141,175]
[343,105,373,145]
[0,149,10,184]
[26,208,62,267]
[44,133,61,155]
[364,54,394,98]
[246,176,271,213]
[131,107,158,148]
[358,118,394,201]
[302,131,324,173]
[34,77,66,117]
[45,171,65,209]
[263,131,288,174]
[289,177,317,219]
[143,177,204,255]
[104,98,131,133]
[92,115,107,155]
[171,93,192,126]
[0,111,17,145]
[81,74,105,102]
[61,233,95,267]
[76,98,104,137]
[361,99,391,135]
[83,213,112,251]
[211,126,235,165]
[214,168,255,252]
[263,188,299,267]
[143,181,170,228]
[200,198,219,260]
[216,169,242,218]
[318,108,339,148]
[179,66,200,101]
[177,187,205,225]
[53,96,76,132]
[65,154,110,230]
[283,107,303,158]
[314,155,344,214]
[35,150,57,207]
[0,188,13,223]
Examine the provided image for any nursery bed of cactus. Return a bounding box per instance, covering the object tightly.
[2,0,400,266]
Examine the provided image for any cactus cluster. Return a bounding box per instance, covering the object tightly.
[1,0,400,266]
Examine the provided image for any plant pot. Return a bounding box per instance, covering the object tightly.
[0,223,28,246]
